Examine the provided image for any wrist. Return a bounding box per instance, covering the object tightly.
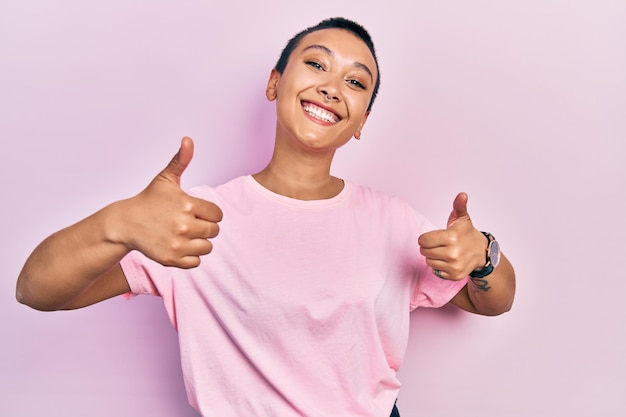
[101,199,135,252]
[469,232,500,278]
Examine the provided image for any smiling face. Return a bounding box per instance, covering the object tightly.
[266,28,378,153]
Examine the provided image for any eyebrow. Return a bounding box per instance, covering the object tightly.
[301,44,374,83]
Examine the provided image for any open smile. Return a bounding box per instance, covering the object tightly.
[301,101,342,124]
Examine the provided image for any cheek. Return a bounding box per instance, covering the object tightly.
[275,93,304,126]
[277,67,312,93]
[346,97,370,120]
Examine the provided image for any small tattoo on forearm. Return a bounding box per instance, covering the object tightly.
[470,277,491,291]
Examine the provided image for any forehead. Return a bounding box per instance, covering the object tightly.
[293,28,378,78]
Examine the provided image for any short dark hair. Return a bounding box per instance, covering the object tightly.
[274,17,381,112]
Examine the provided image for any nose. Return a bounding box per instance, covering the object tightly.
[318,85,340,103]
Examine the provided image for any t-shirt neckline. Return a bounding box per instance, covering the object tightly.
[244,175,350,208]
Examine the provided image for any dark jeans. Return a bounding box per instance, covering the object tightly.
[390,401,400,417]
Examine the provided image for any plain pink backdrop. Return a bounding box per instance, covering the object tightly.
[2,1,625,416]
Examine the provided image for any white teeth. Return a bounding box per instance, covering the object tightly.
[303,104,338,124]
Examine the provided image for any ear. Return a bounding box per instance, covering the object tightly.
[266,69,280,101]
[354,111,370,140]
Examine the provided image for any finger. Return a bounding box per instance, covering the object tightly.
[431,268,465,281]
[176,255,202,269]
[169,239,215,269]
[186,219,220,240]
[428,262,466,281]
[191,197,224,223]
[160,137,194,185]
[418,230,450,249]
[186,237,215,257]
[203,221,220,239]
[419,246,449,263]
[432,268,446,280]
[447,192,469,228]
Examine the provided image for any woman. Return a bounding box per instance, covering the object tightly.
[17,17,515,417]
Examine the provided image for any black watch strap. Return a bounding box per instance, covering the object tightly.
[469,232,495,278]
[469,264,494,278]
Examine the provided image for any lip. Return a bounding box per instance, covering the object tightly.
[301,100,343,124]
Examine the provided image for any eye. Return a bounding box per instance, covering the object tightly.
[305,61,324,70]
[347,79,366,90]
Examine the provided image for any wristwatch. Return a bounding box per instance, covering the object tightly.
[469,232,500,278]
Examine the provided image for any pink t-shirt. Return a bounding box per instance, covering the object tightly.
[121,176,466,417]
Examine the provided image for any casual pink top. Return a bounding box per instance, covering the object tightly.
[121,176,466,417]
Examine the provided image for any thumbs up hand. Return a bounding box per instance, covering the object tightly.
[117,137,223,269]
[418,193,487,280]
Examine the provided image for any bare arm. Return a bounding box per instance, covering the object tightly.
[16,204,133,311]
[418,192,516,316]
[449,253,515,316]
[16,137,222,311]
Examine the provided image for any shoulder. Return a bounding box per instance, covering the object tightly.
[186,176,248,200]
[345,180,434,232]
[345,181,415,215]
[346,181,404,206]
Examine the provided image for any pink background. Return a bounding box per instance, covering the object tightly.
[2,1,625,416]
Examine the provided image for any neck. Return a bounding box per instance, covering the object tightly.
[253,149,343,201]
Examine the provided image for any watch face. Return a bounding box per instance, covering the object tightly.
[489,240,501,268]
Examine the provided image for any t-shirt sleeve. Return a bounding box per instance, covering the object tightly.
[120,250,167,297]
[406,207,468,310]
[410,266,467,310]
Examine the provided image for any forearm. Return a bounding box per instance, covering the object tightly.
[16,201,130,311]
[17,138,224,311]
[465,253,516,316]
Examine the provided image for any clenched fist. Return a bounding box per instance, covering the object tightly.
[116,137,223,268]
[418,192,486,280]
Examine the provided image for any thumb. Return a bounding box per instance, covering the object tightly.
[447,192,470,228]
[160,137,194,185]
